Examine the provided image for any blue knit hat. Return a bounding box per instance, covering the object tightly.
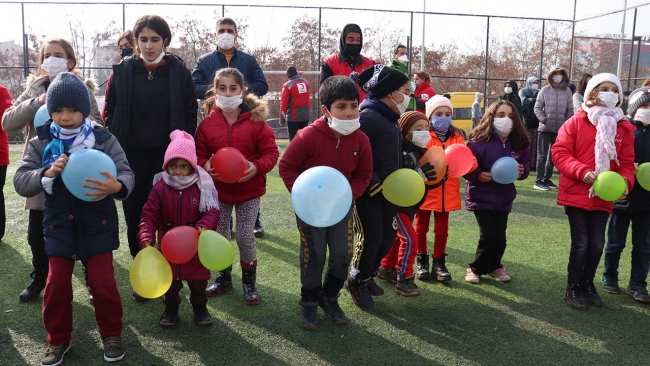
[46,72,90,118]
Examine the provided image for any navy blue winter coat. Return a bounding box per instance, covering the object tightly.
[614,117,650,213]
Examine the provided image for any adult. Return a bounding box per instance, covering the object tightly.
[0,85,11,240]
[319,23,374,100]
[498,79,523,121]
[412,71,436,114]
[103,15,198,301]
[117,30,134,58]
[2,37,102,303]
[621,90,631,115]
[471,92,483,129]
[573,73,592,113]
[192,17,268,99]
[533,65,574,191]
[519,76,540,170]
[388,44,416,111]
[280,66,310,141]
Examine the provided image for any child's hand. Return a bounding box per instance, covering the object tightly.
[616,178,630,201]
[37,93,46,105]
[518,164,524,178]
[82,170,123,201]
[479,172,492,182]
[140,240,153,249]
[44,154,68,177]
[635,163,639,174]
[204,155,222,181]
[239,161,258,183]
[583,171,597,184]
[197,226,206,232]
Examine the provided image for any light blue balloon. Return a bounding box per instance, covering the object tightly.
[34,105,50,128]
[291,166,352,227]
[491,156,519,184]
[61,149,117,202]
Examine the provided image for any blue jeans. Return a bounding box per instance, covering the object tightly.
[565,206,609,284]
[603,209,650,288]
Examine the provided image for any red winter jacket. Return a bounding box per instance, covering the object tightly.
[322,54,374,100]
[138,180,219,281]
[279,117,373,200]
[414,80,436,114]
[196,95,279,205]
[552,109,636,214]
[0,85,12,166]
[280,75,310,123]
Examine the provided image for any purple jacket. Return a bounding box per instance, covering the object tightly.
[463,133,530,213]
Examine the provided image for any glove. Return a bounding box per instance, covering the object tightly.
[422,163,448,189]
[368,181,383,197]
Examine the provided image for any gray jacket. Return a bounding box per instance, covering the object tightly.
[534,66,574,133]
[573,93,584,113]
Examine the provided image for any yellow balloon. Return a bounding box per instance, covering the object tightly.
[130,246,172,299]
[382,168,426,207]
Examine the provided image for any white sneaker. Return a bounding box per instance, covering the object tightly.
[490,267,511,282]
[465,268,480,284]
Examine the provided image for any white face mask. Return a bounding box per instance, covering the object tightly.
[41,57,69,79]
[411,130,431,148]
[218,33,235,50]
[634,108,650,126]
[552,75,563,84]
[504,87,513,94]
[141,50,165,65]
[598,91,619,109]
[391,91,411,115]
[398,55,409,63]
[216,93,242,113]
[326,109,360,135]
[530,83,539,91]
[493,117,513,137]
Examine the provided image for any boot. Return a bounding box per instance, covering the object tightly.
[319,292,347,325]
[367,277,384,296]
[564,283,586,310]
[376,266,397,284]
[19,270,47,302]
[298,300,319,331]
[191,301,213,326]
[432,254,452,282]
[206,266,233,297]
[396,275,421,297]
[582,280,603,307]
[82,265,94,306]
[242,267,261,305]
[344,277,374,310]
[254,211,264,238]
[415,253,430,280]
[159,303,179,326]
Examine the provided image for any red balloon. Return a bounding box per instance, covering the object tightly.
[445,143,474,178]
[212,147,248,183]
[160,226,199,264]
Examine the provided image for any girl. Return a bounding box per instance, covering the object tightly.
[2,37,102,303]
[519,76,540,171]
[499,79,523,122]
[602,87,650,303]
[414,96,470,282]
[413,71,436,114]
[464,100,530,284]
[573,73,592,113]
[139,130,219,326]
[103,15,198,301]
[552,73,636,310]
[196,68,279,305]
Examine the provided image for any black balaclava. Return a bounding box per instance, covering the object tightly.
[339,23,363,60]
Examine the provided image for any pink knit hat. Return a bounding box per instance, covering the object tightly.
[425,95,454,119]
[163,130,198,171]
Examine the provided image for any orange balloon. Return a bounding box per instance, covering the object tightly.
[420,146,447,186]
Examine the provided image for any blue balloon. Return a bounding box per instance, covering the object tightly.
[34,105,50,128]
[291,166,353,227]
[491,156,519,184]
[61,149,117,201]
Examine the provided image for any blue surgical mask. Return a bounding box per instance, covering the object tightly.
[432,116,452,132]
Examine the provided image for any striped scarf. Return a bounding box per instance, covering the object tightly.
[42,118,95,168]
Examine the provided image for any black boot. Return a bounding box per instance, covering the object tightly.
[191,301,213,326]
[19,270,47,302]
[159,303,179,327]
[319,292,347,325]
[396,275,421,297]
[415,253,430,280]
[254,211,264,238]
[242,267,261,305]
[564,283,586,310]
[582,280,603,307]
[344,277,374,310]
[432,254,452,282]
[298,301,319,331]
[206,266,233,297]
[82,265,94,306]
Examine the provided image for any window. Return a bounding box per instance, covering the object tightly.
[452,108,472,120]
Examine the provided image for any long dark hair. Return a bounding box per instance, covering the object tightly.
[577,73,592,96]
[470,100,530,150]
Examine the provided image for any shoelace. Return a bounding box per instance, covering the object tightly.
[104,337,121,348]
[44,345,62,356]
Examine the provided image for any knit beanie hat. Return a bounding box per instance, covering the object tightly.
[46,72,90,118]
[357,64,409,99]
[425,95,454,119]
[584,73,623,107]
[398,111,429,138]
[627,87,650,116]
[163,130,198,172]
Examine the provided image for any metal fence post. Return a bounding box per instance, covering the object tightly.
[634,36,642,86]
[569,0,577,80]
[483,16,490,101]
[540,20,545,84]
[22,3,28,77]
[318,8,321,72]
[409,12,413,76]
[627,8,637,90]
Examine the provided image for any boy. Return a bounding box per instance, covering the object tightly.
[279,76,372,330]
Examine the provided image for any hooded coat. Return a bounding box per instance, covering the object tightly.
[498,79,523,121]
[471,92,483,126]
[534,66,574,133]
[414,80,436,114]
[614,117,650,213]
[519,76,540,129]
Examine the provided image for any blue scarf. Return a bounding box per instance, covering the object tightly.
[42,118,94,168]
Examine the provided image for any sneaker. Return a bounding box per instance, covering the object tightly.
[298,301,319,331]
[345,277,374,310]
[366,277,385,296]
[396,275,421,297]
[131,290,149,302]
[603,277,620,294]
[582,281,603,306]
[489,267,511,282]
[627,285,650,303]
[533,180,549,191]
[564,283,586,310]
[319,293,347,325]
[376,266,397,284]
[545,179,558,189]
[41,341,71,366]
[101,336,125,362]
[465,268,480,284]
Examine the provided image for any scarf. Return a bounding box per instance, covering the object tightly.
[153,167,219,213]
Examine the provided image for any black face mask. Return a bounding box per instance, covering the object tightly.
[120,48,134,58]
[345,44,361,57]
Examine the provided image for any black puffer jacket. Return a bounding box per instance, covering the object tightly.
[614,118,650,213]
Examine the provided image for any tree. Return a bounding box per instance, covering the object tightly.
[281,14,337,71]
[363,18,407,62]
[171,13,215,69]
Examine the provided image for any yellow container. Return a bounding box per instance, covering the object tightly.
[448,92,483,139]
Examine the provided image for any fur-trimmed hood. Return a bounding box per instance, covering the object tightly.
[25,72,97,92]
[546,65,569,90]
[242,93,269,122]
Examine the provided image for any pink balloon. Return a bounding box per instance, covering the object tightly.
[445,144,474,178]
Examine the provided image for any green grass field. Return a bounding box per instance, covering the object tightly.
[1,142,649,365]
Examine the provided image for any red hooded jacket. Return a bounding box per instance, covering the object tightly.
[0,85,12,166]
[414,80,436,114]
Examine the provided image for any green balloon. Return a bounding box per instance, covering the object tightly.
[382,168,426,207]
[593,171,626,202]
[636,163,650,191]
[198,230,235,271]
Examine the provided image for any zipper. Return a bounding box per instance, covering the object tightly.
[396,124,401,168]
[176,190,183,281]
[335,138,340,168]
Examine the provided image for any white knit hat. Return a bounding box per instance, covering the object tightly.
[584,73,623,107]
[425,95,453,119]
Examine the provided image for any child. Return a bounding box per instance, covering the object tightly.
[138,130,220,326]
[602,87,650,303]
[464,100,530,284]
[195,68,279,305]
[14,73,134,365]
[552,73,636,310]
[279,76,372,330]
[377,111,442,297]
